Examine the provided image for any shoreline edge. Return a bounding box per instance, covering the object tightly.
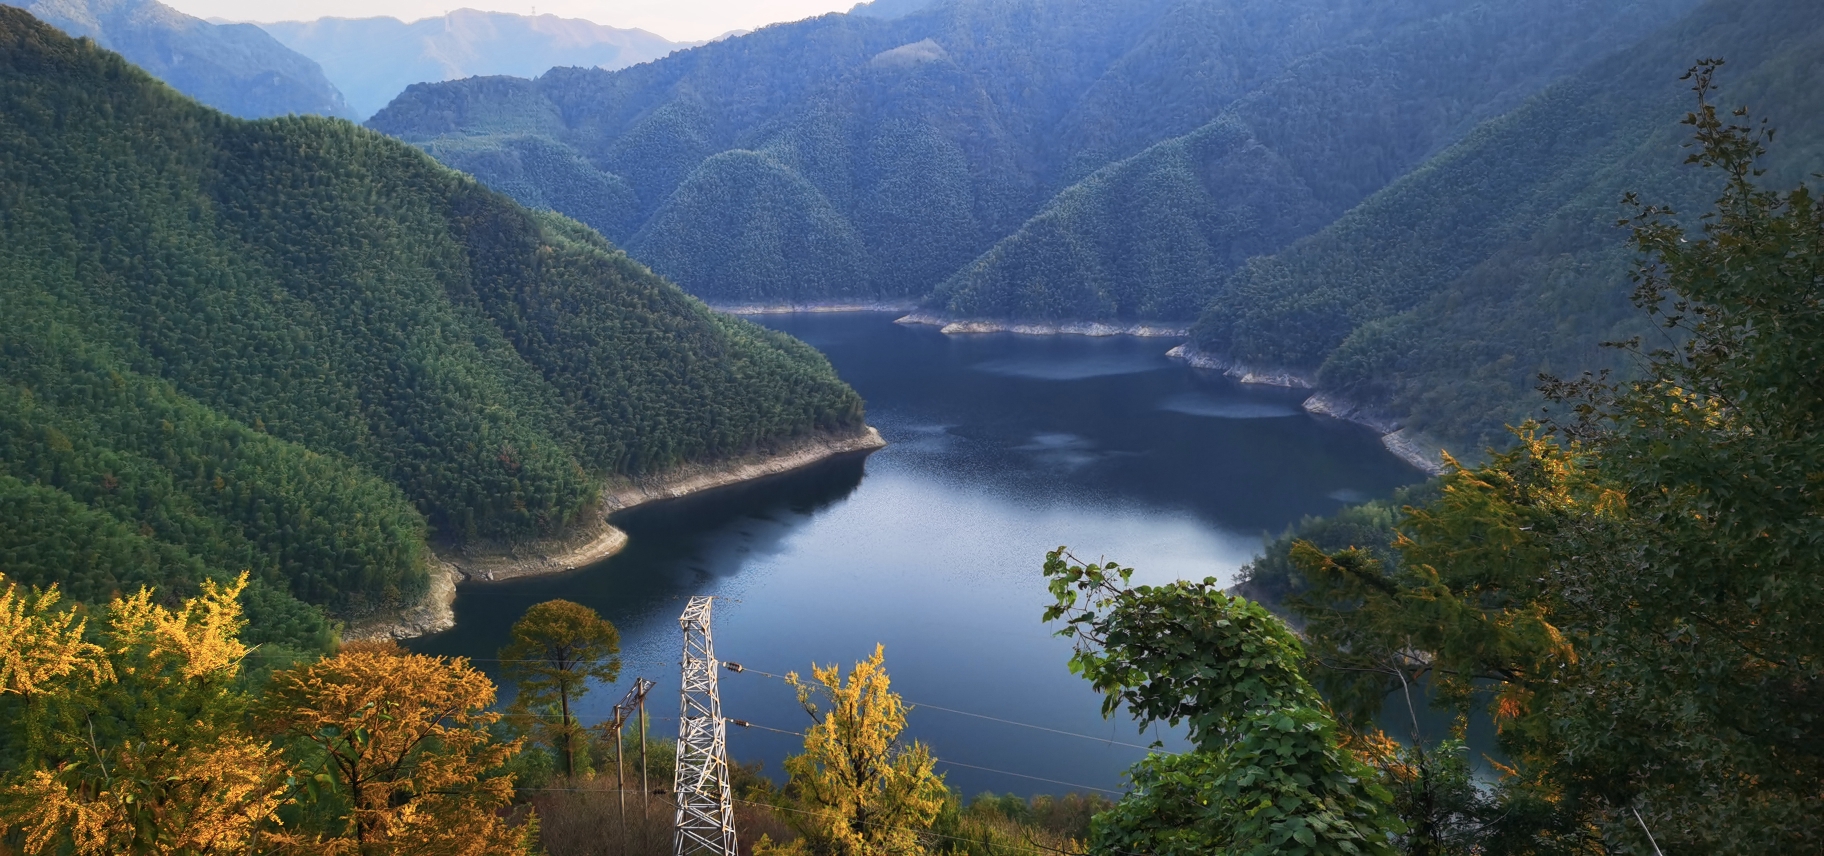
[349,426,886,640]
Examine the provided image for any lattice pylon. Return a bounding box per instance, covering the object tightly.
[673,596,737,856]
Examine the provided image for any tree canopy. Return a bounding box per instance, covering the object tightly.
[501,599,622,779]
[1042,550,1402,856]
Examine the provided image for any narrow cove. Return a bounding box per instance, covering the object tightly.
[406,312,1424,796]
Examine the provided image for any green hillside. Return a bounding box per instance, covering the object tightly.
[370,0,1691,305]
[928,0,1698,322]
[1189,0,1824,451]
[0,7,865,645]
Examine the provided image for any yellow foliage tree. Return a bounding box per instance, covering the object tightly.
[262,640,536,856]
[769,645,947,856]
[0,573,294,855]
[0,577,108,699]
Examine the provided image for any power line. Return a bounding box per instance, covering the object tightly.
[722,661,1171,755]
[248,651,1166,755]
[500,714,1132,797]
[930,758,1123,796]
[511,787,1116,856]
[722,718,1125,796]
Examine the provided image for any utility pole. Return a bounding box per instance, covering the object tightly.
[640,687,651,822]
[608,678,655,830]
[672,596,737,856]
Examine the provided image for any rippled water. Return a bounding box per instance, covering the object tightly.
[407,313,1421,796]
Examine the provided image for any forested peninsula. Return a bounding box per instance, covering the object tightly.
[0,7,875,652]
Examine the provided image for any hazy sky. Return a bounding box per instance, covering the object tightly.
[165,0,859,42]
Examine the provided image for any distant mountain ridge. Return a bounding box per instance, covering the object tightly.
[8,0,355,119]
[257,9,689,119]
[370,0,1699,309]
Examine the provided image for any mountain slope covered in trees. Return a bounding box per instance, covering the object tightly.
[927,0,1699,322]
[258,10,687,120]
[0,7,866,646]
[9,0,354,119]
[372,0,1694,306]
[1188,0,1824,451]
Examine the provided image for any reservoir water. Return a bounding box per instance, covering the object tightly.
[407,312,1421,797]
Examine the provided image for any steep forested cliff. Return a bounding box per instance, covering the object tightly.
[1190,0,1824,450]
[927,0,1699,322]
[0,7,866,645]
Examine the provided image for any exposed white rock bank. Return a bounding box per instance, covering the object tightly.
[714,302,919,315]
[897,312,1187,337]
[1167,344,1447,475]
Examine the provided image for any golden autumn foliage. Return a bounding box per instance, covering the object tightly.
[0,578,107,699]
[0,573,293,855]
[8,734,292,856]
[261,640,536,856]
[0,576,536,854]
[764,645,947,856]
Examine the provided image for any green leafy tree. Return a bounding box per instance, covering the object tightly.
[1042,549,1401,856]
[500,599,622,779]
[1289,63,1824,853]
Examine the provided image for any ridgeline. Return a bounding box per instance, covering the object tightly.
[0,6,868,650]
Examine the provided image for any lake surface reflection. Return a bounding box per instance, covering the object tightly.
[407,312,1421,796]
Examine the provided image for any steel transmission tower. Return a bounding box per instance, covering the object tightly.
[673,596,737,856]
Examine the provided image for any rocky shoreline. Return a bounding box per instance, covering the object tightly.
[896,312,1188,338]
[343,559,461,642]
[351,427,887,640]
[1164,343,1314,388]
[714,301,919,315]
[597,426,885,513]
[1166,344,1447,475]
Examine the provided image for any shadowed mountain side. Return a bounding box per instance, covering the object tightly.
[11,0,354,118]
[372,0,1666,304]
[1189,0,1824,451]
[258,10,688,120]
[930,0,1703,323]
[0,7,866,649]
[625,150,872,304]
[935,119,1327,321]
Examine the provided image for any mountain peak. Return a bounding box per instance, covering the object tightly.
[10,0,356,119]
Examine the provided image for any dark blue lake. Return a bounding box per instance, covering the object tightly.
[407,311,1421,797]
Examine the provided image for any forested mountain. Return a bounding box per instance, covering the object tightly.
[0,7,866,647]
[927,0,1700,322]
[7,0,354,119]
[1189,0,1824,451]
[258,10,687,120]
[371,0,1692,306]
